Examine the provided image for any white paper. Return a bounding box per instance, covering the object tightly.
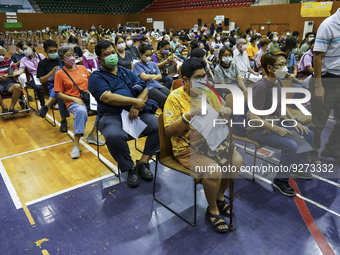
[288,130,313,154]
[248,73,262,83]
[89,93,97,111]
[33,75,42,85]
[190,104,229,151]
[121,109,147,140]
[177,44,184,52]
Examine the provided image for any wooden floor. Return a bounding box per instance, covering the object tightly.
[0,96,148,204]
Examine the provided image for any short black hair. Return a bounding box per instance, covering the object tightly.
[189,48,206,59]
[140,45,151,55]
[305,32,315,39]
[95,40,115,57]
[159,40,170,48]
[16,41,24,48]
[173,32,179,37]
[266,31,272,37]
[250,36,257,43]
[292,31,300,36]
[285,36,299,51]
[229,37,236,46]
[68,35,76,43]
[190,40,199,51]
[43,39,58,51]
[115,35,124,45]
[246,28,251,34]
[21,40,32,49]
[221,36,229,43]
[181,57,206,79]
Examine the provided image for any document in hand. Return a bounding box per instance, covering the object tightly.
[190,103,229,151]
[288,130,313,154]
[121,109,147,140]
[89,93,97,111]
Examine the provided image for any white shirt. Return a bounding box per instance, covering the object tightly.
[233,48,250,76]
[314,8,340,76]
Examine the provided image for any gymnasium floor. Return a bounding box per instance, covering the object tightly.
[0,100,339,255]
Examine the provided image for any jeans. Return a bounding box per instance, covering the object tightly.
[98,113,160,173]
[49,88,70,119]
[29,80,45,106]
[68,103,88,135]
[251,124,314,182]
[148,86,170,110]
[159,75,173,90]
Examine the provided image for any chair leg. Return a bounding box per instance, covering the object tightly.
[229,178,234,231]
[25,87,36,112]
[153,157,196,226]
[134,138,156,163]
[44,107,56,127]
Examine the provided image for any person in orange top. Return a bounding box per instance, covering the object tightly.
[54,45,104,159]
[246,36,259,69]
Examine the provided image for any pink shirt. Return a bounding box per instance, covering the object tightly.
[297,49,314,73]
[19,53,45,81]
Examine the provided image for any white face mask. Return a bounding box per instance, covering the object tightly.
[126,40,133,47]
[174,38,179,42]
[222,57,232,64]
[233,35,237,39]
[286,32,290,36]
[18,49,24,54]
[0,56,4,62]
[143,56,151,63]
[273,66,288,79]
[273,36,278,42]
[255,40,259,45]
[308,37,314,42]
[24,48,33,57]
[216,36,221,41]
[247,37,251,42]
[225,41,230,47]
[241,44,248,51]
[117,42,126,50]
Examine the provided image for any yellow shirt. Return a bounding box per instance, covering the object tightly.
[163,86,223,156]
[246,44,259,60]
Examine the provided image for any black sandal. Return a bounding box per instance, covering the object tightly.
[205,207,228,233]
[217,199,234,216]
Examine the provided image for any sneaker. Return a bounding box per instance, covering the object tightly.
[2,108,8,113]
[9,109,19,114]
[291,171,313,180]
[36,105,48,118]
[320,150,340,163]
[127,167,139,187]
[19,99,26,109]
[87,135,105,146]
[71,146,80,159]
[136,160,153,180]
[60,119,67,133]
[272,178,297,197]
[28,95,34,101]
[51,103,59,110]
[306,151,321,165]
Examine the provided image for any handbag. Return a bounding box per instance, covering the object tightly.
[161,63,177,76]
[62,68,90,106]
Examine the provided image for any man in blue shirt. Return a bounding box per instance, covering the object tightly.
[170,33,186,61]
[88,41,159,187]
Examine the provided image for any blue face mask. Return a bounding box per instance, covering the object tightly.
[162,50,169,55]
[225,42,230,47]
[48,53,58,59]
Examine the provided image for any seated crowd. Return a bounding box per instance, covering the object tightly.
[0,22,338,233]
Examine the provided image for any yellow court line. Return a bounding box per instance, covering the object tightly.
[22,204,36,226]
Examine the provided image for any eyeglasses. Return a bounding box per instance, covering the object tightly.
[64,53,75,58]
[273,61,289,69]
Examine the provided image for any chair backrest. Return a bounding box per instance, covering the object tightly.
[158,113,176,161]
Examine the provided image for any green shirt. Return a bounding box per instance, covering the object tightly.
[300,43,310,57]
[268,42,280,52]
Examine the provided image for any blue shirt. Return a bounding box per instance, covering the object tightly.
[88,66,146,116]
[133,61,163,90]
[170,41,181,56]
[287,53,296,74]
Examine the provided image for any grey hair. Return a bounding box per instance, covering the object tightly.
[236,38,245,46]
[58,45,74,60]
[84,37,94,49]
[0,46,6,54]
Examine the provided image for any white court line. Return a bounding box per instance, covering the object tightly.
[242,172,340,218]
[25,173,116,206]
[0,160,23,209]
[312,174,340,188]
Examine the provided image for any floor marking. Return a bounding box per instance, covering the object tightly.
[25,173,116,206]
[35,238,49,248]
[0,140,73,161]
[242,172,340,218]
[290,179,335,255]
[0,160,23,209]
[312,174,340,188]
[235,143,280,162]
[23,204,36,226]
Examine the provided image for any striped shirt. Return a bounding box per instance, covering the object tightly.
[0,57,17,76]
[314,8,340,76]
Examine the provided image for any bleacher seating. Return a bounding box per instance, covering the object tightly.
[36,0,154,14]
[141,0,256,12]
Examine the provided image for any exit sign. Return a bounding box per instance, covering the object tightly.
[267,19,271,24]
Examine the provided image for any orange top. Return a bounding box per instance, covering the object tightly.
[54,65,90,109]
[246,44,259,60]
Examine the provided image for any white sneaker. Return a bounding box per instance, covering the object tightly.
[87,135,105,146]
[71,146,80,159]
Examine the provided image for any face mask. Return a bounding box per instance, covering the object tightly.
[222,57,232,64]
[18,49,24,54]
[225,41,230,47]
[49,53,58,60]
[162,50,169,55]
[70,44,76,47]
[126,40,133,47]
[24,48,33,57]
[0,56,4,62]
[216,37,221,41]
[241,44,248,51]
[308,37,314,42]
[143,56,151,63]
[250,31,253,35]
[247,37,251,42]
[64,56,76,66]
[174,38,179,43]
[233,35,237,39]
[273,66,288,79]
[291,48,298,54]
[286,32,290,36]
[103,54,118,68]
[255,41,259,45]
[273,36,278,42]
[117,42,126,50]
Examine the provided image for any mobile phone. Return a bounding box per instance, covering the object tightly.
[8,67,14,76]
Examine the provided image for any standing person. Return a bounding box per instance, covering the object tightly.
[210,23,215,36]
[307,8,340,164]
[82,37,99,73]
[216,23,223,34]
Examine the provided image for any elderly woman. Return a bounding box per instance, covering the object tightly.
[82,37,99,73]
[115,36,133,70]
[248,50,316,197]
[54,45,104,159]
[16,40,46,107]
[214,46,247,99]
